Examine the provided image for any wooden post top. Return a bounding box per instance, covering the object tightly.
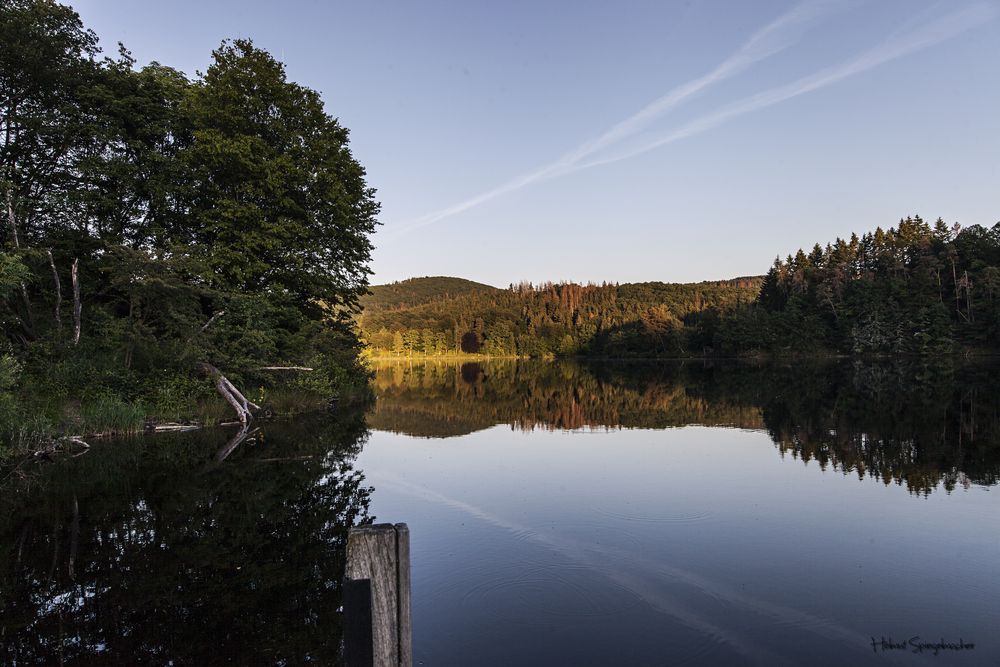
[345,523,412,667]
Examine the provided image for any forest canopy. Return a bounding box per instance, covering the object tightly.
[359,277,763,357]
[360,216,1000,359]
[1,0,378,449]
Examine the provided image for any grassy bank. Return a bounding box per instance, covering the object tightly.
[364,351,527,362]
[0,368,372,462]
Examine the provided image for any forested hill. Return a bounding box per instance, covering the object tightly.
[361,215,1000,359]
[360,277,498,311]
[359,276,763,357]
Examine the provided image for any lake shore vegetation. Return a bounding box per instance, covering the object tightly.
[360,216,1000,359]
[1,1,378,457]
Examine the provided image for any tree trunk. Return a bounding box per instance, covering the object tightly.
[201,362,261,424]
[5,183,36,338]
[18,283,34,336]
[71,258,81,345]
[963,271,973,322]
[216,375,249,423]
[48,249,62,329]
[5,183,19,250]
[952,261,962,320]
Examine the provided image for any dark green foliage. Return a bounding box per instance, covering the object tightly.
[0,2,377,451]
[0,0,101,246]
[721,216,1000,356]
[360,278,762,358]
[183,40,378,312]
[361,276,498,311]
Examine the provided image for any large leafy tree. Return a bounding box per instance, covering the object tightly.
[0,2,380,441]
[76,55,192,249]
[182,40,379,315]
[0,0,100,247]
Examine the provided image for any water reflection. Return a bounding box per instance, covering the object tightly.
[0,413,373,665]
[3,359,998,664]
[370,359,1000,495]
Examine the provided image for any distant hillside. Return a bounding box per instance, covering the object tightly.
[360,276,498,311]
[358,275,763,357]
[359,216,1000,359]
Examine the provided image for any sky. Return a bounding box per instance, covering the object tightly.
[72,0,1000,287]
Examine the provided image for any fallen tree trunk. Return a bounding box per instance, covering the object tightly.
[147,422,201,433]
[201,362,260,424]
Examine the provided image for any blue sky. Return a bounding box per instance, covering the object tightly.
[73,0,1000,286]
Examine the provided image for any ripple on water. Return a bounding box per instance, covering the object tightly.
[458,564,647,624]
[534,519,646,551]
[593,506,714,524]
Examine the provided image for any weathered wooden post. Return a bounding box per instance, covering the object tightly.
[344,523,412,667]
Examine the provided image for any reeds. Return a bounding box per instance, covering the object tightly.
[79,395,146,435]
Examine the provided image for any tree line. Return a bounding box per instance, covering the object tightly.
[1,1,378,448]
[722,216,1000,355]
[361,216,1000,358]
[360,277,762,357]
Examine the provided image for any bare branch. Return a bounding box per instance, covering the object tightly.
[199,310,225,334]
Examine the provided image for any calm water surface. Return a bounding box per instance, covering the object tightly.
[2,360,999,665]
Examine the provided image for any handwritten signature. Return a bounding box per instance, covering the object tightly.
[870,636,975,656]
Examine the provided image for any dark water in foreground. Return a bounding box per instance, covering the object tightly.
[2,360,999,665]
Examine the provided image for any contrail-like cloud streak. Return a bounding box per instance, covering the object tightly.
[386,2,994,240]
[576,2,997,170]
[386,1,844,238]
[552,0,845,171]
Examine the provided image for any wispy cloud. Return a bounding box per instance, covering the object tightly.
[549,0,847,173]
[575,2,997,170]
[385,1,845,238]
[386,2,995,239]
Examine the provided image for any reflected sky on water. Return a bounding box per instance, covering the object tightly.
[2,359,998,665]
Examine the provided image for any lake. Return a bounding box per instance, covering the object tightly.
[2,359,999,665]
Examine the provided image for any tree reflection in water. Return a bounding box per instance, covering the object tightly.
[3,359,998,663]
[0,412,373,665]
[370,359,1000,495]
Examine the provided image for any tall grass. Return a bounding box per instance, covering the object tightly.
[265,388,329,415]
[0,414,54,458]
[193,397,232,426]
[80,395,146,435]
